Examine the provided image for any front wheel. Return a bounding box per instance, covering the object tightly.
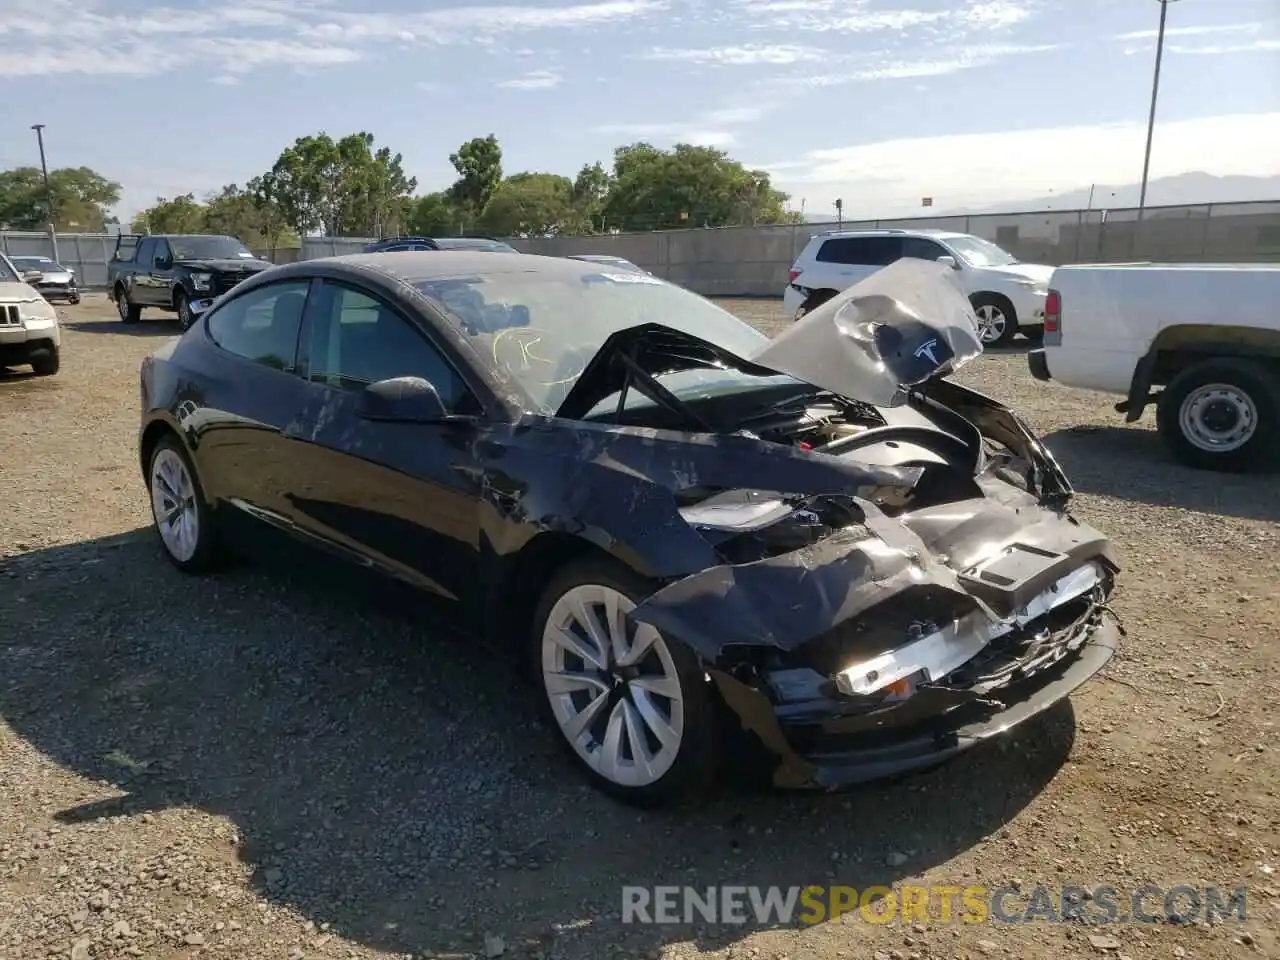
[116,287,141,324]
[971,294,1017,346]
[146,434,224,573]
[175,290,194,331]
[29,347,59,377]
[531,559,718,807]
[1156,358,1280,472]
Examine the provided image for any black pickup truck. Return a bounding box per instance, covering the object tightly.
[107,234,274,329]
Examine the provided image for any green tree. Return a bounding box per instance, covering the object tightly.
[478,172,575,236]
[133,193,207,234]
[203,183,298,250]
[407,191,463,236]
[246,172,292,250]
[448,135,503,220]
[0,166,121,231]
[601,143,794,231]
[568,161,611,233]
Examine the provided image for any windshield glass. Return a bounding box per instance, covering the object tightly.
[944,236,1018,267]
[169,236,255,260]
[0,256,18,283]
[12,256,59,272]
[434,238,517,252]
[411,271,797,413]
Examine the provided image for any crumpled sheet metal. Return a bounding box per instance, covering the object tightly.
[751,258,985,409]
[627,498,973,662]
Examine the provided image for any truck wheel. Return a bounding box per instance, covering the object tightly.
[970,294,1017,346]
[1156,358,1280,472]
[116,287,141,324]
[175,291,194,331]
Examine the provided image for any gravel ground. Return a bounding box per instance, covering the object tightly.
[2,293,1277,960]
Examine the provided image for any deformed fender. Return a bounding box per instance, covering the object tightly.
[708,669,821,789]
[627,500,973,662]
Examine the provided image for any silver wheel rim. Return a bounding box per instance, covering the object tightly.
[117,292,129,319]
[178,297,190,329]
[150,448,200,562]
[974,304,1007,343]
[1178,383,1258,453]
[541,583,685,789]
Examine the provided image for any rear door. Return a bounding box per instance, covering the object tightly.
[281,279,486,604]
[183,278,315,538]
[817,235,904,286]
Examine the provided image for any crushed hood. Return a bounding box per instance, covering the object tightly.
[554,257,985,419]
[749,257,985,408]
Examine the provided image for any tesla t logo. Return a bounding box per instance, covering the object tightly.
[914,338,940,365]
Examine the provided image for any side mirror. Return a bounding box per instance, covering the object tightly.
[356,376,452,423]
[936,255,959,270]
[20,269,43,283]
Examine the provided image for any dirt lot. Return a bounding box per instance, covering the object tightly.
[2,292,1277,960]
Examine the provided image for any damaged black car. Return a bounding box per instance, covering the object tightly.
[138,252,1120,807]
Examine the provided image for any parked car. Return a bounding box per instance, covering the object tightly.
[107,234,274,330]
[565,254,650,274]
[362,236,519,253]
[784,229,1052,345]
[1029,262,1280,472]
[138,252,1119,806]
[8,255,80,304]
[0,252,61,376]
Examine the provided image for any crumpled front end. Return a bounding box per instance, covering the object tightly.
[627,478,1121,790]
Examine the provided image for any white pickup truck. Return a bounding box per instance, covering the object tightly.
[1027,263,1280,472]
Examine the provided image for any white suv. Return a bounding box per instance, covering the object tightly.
[784,229,1053,345]
[0,252,61,376]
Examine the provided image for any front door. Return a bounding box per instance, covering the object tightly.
[281,279,485,605]
[141,238,175,306]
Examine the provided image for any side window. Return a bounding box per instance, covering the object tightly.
[901,237,949,261]
[135,238,155,265]
[307,283,470,411]
[816,236,902,266]
[206,280,310,372]
[153,240,172,267]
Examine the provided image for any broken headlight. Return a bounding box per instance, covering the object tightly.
[677,488,865,563]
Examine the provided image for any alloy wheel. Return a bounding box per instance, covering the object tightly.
[150,447,200,563]
[541,583,685,789]
[974,304,1007,343]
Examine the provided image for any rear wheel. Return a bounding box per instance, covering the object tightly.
[531,558,718,807]
[116,286,141,324]
[1156,358,1280,472]
[175,290,194,331]
[794,288,837,321]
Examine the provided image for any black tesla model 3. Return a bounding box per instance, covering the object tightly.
[138,252,1120,806]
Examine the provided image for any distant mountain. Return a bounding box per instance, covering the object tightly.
[945,173,1280,215]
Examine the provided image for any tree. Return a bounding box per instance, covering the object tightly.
[133,193,206,234]
[569,162,611,233]
[478,173,575,236]
[407,192,462,236]
[601,143,794,231]
[203,183,297,250]
[447,135,503,220]
[0,166,121,231]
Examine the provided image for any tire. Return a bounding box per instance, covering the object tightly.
[145,433,224,573]
[971,293,1017,346]
[69,293,81,305]
[28,347,59,377]
[175,290,194,331]
[794,288,837,321]
[530,557,719,807]
[1156,357,1280,473]
[116,286,141,324]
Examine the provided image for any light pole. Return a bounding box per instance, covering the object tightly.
[30,123,59,262]
[1137,0,1180,222]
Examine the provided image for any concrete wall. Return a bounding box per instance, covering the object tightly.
[6,200,1277,295]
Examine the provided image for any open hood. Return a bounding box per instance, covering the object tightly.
[554,257,985,421]
[749,257,985,409]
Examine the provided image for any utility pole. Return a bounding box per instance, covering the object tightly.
[1137,0,1179,223]
[30,123,59,262]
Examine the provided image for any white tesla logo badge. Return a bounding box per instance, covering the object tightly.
[914,338,940,365]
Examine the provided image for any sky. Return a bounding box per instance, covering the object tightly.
[0,0,1277,222]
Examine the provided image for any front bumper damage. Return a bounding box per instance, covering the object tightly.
[629,494,1120,790]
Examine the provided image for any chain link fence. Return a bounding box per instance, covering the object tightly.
[5,200,1277,297]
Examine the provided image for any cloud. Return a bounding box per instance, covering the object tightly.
[497,68,564,89]
[0,0,662,79]
[1168,39,1280,55]
[735,0,1032,34]
[768,42,1059,88]
[593,121,741,148]
[1113,22,1266,41]
[641,43,828,65]
[766,112,1280,214]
